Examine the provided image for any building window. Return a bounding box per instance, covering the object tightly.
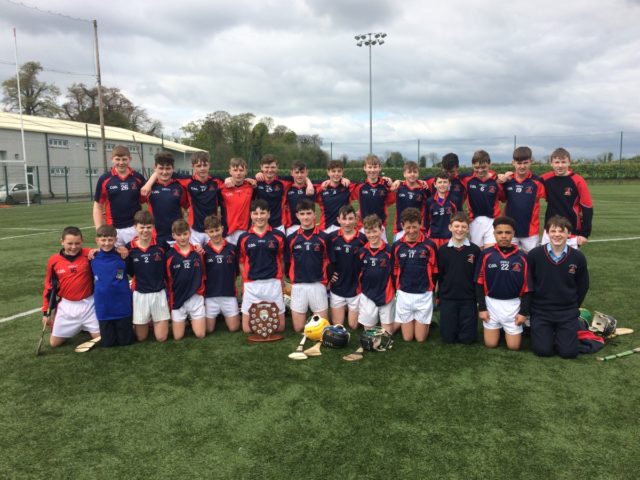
[128,145,138,153]
[50,167,66,176]
[85,168,100,177]
[105,143,116,150]
[84,141,97,151]
[48,138,69,149]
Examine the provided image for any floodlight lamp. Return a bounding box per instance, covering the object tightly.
[354,35,360,40]
[375,33,380,38]
[371,40,378,45]
[357,42,363,47]
[378,40,384,45]
[381,33,387,38]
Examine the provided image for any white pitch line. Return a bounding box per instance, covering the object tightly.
[589,236,640,243]
[0,308,41,324]
[0,225,93,241]
[0,227,54,231]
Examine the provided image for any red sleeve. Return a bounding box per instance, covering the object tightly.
[349,182,361,201]
[42,255,57,313]
[574,176,593,208]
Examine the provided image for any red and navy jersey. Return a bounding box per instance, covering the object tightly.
[203,240,239,298]
[126,237,166,293]
[256,177,291,228]
[351,179,395,226]
[462,173,502,220]
[219,181,254,235]
[165,245,205,309]
[358,243,395,306]
[145,180,188,243]
[284,183,317,228]
[502,172,546,238]
[94,167,146,228]
[318,183,356,230]
[394,182,429,233]
[42,249,93,312]
[392,233,438,293]
[541,170,593,237]
[475,245,529,300]
[327,230,367,298]
[175,174,224,232]
[424,173,468,211]
[424,193,458,239]
[238,227,285,281]
[285,227,330,284]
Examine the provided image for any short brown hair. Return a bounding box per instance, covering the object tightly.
[550,147,571,162]
[260,154,277,166]
[133,210,154,226]
[545,215,572,232]
[400,207,421,225]
[229,157,247,169]
[403,160,419,172]
[362,214,382,230]
[513,146,532,162]
[204,215,222,230]
[291,160,307,172]
[434,172,450,181]
[155,151,175,167]
[61,226,82,240]
[296,198,315,213]
[327,160,343,171]
[449,212,469,225]
[191,151,210,165]
[338,204,356,218]
[363,154,381,166]
[112,145,130,157]
[96,224,117,238]
[171,219,190,235]
[471,150,491,165]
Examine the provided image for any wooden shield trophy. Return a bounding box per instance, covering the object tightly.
[247,302,284,342]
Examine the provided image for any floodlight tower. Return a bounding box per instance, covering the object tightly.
[354,32,387,154]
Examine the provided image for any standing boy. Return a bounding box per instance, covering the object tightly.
[392,208,438,342]
[317,160,357,233]
[91,225,134,347]
[283,160,318,236]
[165,219,206,340]
[220,157,255,245]
[42,227,100,348]
[93,145,146,247]
[424,173,458,249]
[436,212,481,344]
[391,161,429,241]
[237,200,287,333]
[126,210,171,342]
[327,205,367,329]
[203,215,241,333]
[475,217,529,350]
[527,215,589,358]
[285,199,330,332]
[358,215,395,332]
[541,147,593,247]
[424,153,467,211]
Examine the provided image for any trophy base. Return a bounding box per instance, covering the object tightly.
[247,333,284,343]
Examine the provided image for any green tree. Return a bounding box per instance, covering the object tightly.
[386,151,405,167]
[1,61,61,117]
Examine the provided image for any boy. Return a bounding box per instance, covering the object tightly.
[391,161,429,241]
[351,155,395,239]
[126,210,171,342]
[475,216,529,350]
[203,215,241,333]
[424,173,458,249]
[462,150,502,249]
[93,145,146,247]
[283,160,318,236]
[220,157,255,245]
[436,212,481,344]
[285,199,330,332]
[165,219,206,340]
[358,214,395,332]
[237,200,287,333]
[424,153,467,211]
[144,152,189,248]
[327,205,367,329]
[42,226,100,348]
[499,146,545,253]
[91,225,134,347]
[391,208,438,342]
[541,148,593,247]
[317,160,357,233]
[527,215,589,358]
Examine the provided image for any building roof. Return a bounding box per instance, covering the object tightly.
[0,111,203,154]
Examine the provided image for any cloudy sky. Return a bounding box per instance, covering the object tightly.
[1,0,639,162]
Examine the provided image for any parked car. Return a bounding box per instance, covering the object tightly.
[0,183,40,204]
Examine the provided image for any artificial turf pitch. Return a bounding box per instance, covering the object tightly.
[1,184,639,479]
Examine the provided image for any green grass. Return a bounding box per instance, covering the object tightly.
[1,185,640,479]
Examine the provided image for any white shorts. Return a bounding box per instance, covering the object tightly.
[470,216,495,247]
[133,290,170,325]
[358,294,394,327]
[190,229,210,246]
[323,224,340,234]
[512,235,539,253]
[286,225,301,237]
[541,231,579,248]
[116,226,137,248]
[360,226,387,243]
[394,290,433,324]
[241,279,285,315]
[225,230,246,245]
[483,296,523,335]
[171,294,205,322]
[290,283,328,314]
[52,296,99,338]
[205,296,240,318]
[330,292,360,312]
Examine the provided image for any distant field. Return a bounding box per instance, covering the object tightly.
[1,184,639,479]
